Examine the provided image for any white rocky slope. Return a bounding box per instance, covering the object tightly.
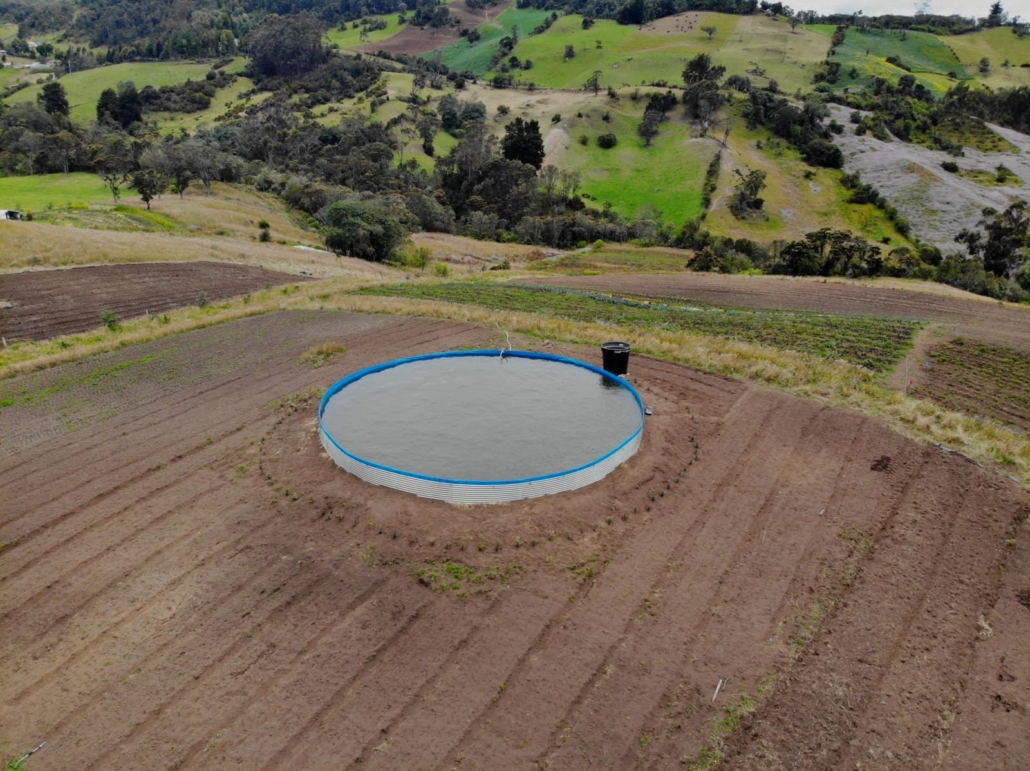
[829,104,1030,251]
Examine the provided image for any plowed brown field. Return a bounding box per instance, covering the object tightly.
[0,262,309,344]
[0,311,1027,770]
[523,273,1030,350]
[359,2,507,56]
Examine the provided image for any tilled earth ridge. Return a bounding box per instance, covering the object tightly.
[0,261,310,343]
[0,310,1026,770]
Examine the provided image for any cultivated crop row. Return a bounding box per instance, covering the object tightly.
[356,283,920,371]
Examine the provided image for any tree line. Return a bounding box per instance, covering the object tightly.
[1,11,1026,302]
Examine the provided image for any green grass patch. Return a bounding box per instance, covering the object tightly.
[430,7,556,75]
[30,204,183,232]
[354,282,921,371]
[490,15,636,87]
[326,14,408,49]
[150,74,261,135]
[0,172,112,211]
[3,61,214,123]
[705,113,911,246]
[943,27,1030,87]
[829,27,966,94]
[957,166,1024,187]
[559,105,715,224]
[683,693,758,770]
[415,559,524,593]
[711,15,829,94]
[491,13,823,93]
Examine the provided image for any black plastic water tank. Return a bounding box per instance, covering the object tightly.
[601,341,631,375]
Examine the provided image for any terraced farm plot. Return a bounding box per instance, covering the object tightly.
[0,262,309,343]
[430,6,555,75]
[355,282,920,371]
[911,338,1030,432]
[0,310,1026,771]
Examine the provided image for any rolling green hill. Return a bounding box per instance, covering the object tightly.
[943,27,1030,88]
[828,26,967,94]
[485,12,828,93]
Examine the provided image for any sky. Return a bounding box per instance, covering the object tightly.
[796,0,1030,19]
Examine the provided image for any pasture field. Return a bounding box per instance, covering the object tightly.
[829,27,965,94]
[431,6,555,75]
[490,12,826,92]
[0,179,320,245]
[354,282,920,371]
[326,13,408,50]
[943,27,1030,88]
[711,14,829,93]
[0,22,16,44]
[703,115,910,245]
[553,104,716,224]
[3,61,216,123]
[0,172,111,211]
[150,74,262,134]
[0,308,1026,771]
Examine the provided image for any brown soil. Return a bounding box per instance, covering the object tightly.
[0,311,1027,770]
[909,337,1030,432]
[359,2,508,56]
[0,261,309,343]
[522,273,1030,350]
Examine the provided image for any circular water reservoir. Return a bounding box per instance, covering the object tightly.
[319,351,645,503]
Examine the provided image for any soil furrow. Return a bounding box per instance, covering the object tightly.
[4,512,284,721]
[39,561,323,770]
[0,479,240,663]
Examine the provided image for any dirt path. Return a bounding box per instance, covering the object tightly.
[0,311,1026,770]
[0,261,309,343]
[521,272,1030,350]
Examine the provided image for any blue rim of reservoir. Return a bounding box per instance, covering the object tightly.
[318,350,645,503]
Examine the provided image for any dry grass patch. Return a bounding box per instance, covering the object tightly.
[0,221,397,279]
[410,232,552,265]
[301,342,348,368]
[133,183,320,244]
